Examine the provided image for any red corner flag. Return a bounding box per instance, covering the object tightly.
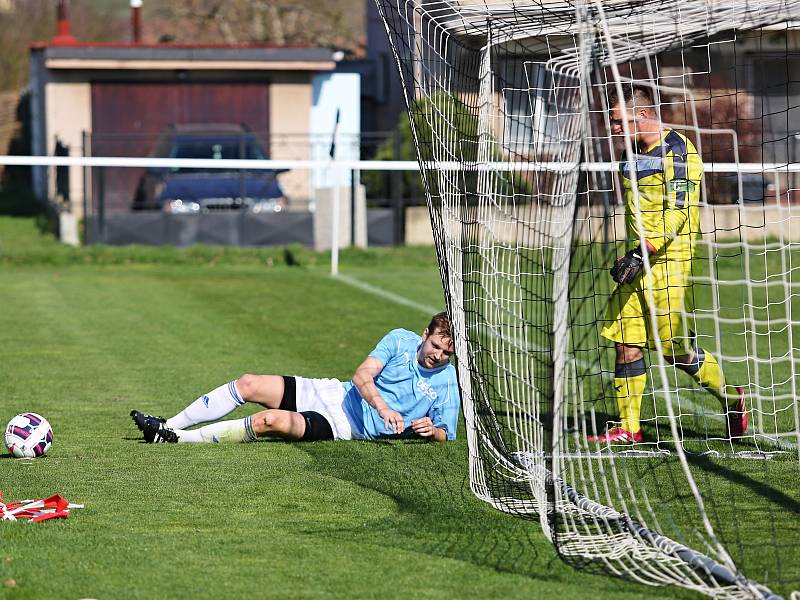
[1,491,83,522]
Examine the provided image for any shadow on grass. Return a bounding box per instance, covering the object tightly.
[686,453,800,514]
[0,454,26,461]
[298,439,683,597]
[298,429,799,596]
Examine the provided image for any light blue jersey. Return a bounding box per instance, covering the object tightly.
[342,329,460,440]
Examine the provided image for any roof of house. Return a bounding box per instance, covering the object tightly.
[31,43,337,71]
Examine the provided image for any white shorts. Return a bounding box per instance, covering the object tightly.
[294,377,354,441]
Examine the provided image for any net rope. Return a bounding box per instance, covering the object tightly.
[376,1,800,597]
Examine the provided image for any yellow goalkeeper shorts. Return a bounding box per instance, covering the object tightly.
[600,258,696,357]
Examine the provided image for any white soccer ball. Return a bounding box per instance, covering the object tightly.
[4,413,53,459]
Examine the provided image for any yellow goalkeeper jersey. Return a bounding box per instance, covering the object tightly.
[620,129,702,263]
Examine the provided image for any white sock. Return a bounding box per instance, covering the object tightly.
[175,416,257,444]
[166,381,245,430]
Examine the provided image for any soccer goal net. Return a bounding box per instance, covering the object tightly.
[375,1,800,597]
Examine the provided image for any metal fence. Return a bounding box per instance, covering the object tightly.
[47,130,417,246]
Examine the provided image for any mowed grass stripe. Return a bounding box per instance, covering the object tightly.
[1,264,445,452]
[0,257,673,600]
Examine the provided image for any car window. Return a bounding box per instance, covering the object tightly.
[171,137,266,161]
[166,135,267,172]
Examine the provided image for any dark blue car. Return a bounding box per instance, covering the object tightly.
[133,124,287,213]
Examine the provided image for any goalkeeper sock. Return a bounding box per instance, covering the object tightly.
[676,349,735,406]
[614,359,647,434]
[175,416,258,444]
[166,381,245,430]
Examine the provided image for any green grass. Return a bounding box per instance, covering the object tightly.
[0,216,797,599]
[0,217,662,600]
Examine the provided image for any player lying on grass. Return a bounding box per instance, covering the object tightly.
[131,312,459,444]
[590,84,748,444]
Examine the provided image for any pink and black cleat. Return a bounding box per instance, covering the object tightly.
[587,427,644,444]
[725,387,748,440]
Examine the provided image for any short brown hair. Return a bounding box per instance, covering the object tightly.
[608,84,654,112]
[427,311,452,339]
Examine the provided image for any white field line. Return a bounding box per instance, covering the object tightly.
[332,273,442,315]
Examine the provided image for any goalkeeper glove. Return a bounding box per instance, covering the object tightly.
[610,246,646,284]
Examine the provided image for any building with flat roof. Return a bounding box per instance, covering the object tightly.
[30,41,340,218]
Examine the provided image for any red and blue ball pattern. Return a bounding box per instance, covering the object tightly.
[4,413,53,458]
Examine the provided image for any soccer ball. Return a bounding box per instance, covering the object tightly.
[4,413,53,459]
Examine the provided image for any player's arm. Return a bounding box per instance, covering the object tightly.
[352,356,404,434]
[652,205,689,250]
[613,200,688,285]
[647,148,699,253]
[413,378,458,442]
[410,417,448,442]
[612,149,700,284]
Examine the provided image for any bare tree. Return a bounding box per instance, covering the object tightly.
[144,0,365,54]
[0,0,127,91]
[0,0,365,92]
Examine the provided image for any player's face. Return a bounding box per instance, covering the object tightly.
[418,329,454,369]
[610,103,638,140]
[610,102,657,144]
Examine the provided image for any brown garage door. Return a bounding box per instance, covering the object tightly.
[91,81,270,213]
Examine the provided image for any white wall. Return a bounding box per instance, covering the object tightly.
[309,72,361,190]
[269,73,314,207]
[45,82,91,217]
[405,204,800,245]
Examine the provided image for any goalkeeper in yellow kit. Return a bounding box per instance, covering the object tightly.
[588,85,748,444]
